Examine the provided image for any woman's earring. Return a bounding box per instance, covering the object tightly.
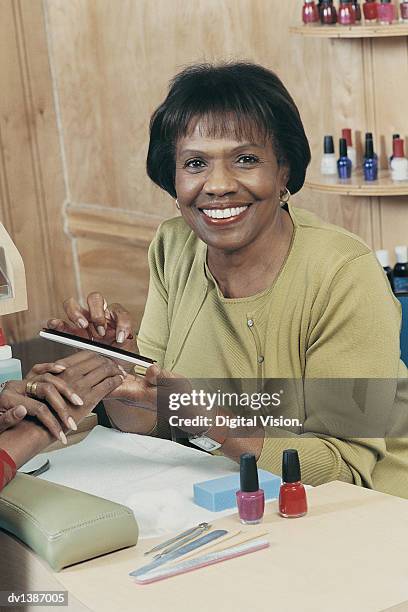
[175,199,180,210]
[279,187,291,204]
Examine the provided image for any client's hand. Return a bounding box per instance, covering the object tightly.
[0,400,27,434]
[46,292,134,349]
[1,352,124,443]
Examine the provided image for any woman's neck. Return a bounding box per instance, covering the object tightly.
[207,207,294,299]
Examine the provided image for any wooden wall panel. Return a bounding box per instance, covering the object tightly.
[0,0,75,342]
[45,0,396,240]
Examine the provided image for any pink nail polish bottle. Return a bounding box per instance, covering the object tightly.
[236,453,265,525]
[377,0,395,23]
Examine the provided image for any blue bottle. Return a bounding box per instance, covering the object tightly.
[337,138,352,179]
[363,137,378,181]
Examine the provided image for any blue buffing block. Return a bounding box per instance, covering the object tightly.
[193,470,281,512]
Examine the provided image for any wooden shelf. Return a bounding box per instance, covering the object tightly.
[290,23,408,38]
[305,170,408,196]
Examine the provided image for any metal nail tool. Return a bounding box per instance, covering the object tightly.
[143,522,210,556]
[130,529,228,578]
[153,524,212,559]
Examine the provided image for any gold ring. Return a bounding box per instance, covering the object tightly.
[26,381,39,397]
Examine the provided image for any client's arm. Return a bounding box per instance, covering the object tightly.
[0,352,123,489]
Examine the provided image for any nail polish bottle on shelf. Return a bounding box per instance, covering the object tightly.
[236,453,264,525]
[342,128,357,168]
[364,133,378,161]
[401,1,408,21]
[363,137,378,181]
[363,0,378,21]
[376,250,395,292]
[393,246,408,295]
[389,134,400,167]
[302,0,319,23]
[279,450,308,519]
[320,135,337,175]
[337,138,352,179]
[377,0,396,23]
[352,0,363,20]
[391,139,408,181]
[339,0,357,23]
[320,0,338,23]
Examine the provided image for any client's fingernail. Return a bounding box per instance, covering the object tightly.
[14,405,27,418]
[78,318,88,328]
[49,319,58,327]
[118,365,127,376]
[97,325,106,337]
[71,393,84,406]
[59,431,68,445]
[119,375,125,382]
[53,364,66,372]
[67,416,77,431]
[117,331,125,344]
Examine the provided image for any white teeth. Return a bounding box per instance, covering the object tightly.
[202,206,248,219]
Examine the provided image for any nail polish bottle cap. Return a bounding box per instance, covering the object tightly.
[365,138,374,159]
[393,134,400,140]
[393,139,405,158]
[380,0,390,3]
[282,449,301,483]
[239,453,259,492]
[342,129,352,147]
[365,132,373,141]
[376,249,390,268]
[395,246,408,264]
[339,138,348,158]
[324,135,334,154]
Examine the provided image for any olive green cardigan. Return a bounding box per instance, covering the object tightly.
[137,204,408,499]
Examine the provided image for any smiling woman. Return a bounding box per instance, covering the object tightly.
[44,62,408,500]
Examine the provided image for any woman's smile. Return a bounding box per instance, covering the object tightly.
[198,202,252,226]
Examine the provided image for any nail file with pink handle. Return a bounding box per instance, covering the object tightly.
[133,539,270,584]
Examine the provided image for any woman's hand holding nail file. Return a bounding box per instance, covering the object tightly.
[46,291,135,350]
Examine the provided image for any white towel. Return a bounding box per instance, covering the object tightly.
[39,426,239,538]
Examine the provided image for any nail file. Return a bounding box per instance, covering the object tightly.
[39,329,154,368]
[130,529,228,577]
[133,539,270,584]
[144,522,210,556]
[176,530,269,564]
[163,530,243,565]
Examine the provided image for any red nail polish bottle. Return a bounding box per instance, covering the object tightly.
[279,449,308,519]
[236,453,265,525]
[363,0,378,21]
[339,0,357,24]
[302,0,319,23]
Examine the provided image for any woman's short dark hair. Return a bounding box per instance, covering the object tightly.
[146,62,311,197]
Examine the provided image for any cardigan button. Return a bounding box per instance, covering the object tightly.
[247,319,254,327]
[257,356,264,364]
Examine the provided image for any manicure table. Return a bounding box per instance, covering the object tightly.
[1,423,408,612]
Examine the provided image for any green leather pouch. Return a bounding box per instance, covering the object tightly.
[0,473,138,571]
